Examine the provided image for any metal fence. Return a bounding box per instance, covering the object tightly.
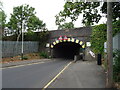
[2,41,39,58]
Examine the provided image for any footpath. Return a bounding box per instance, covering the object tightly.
[2,59,116,89]
[49,60,107,88]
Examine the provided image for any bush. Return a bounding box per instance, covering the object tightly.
[113,50,120,82]
[39,52,48,58]
[91,24,107,55]
[21,56,28,60]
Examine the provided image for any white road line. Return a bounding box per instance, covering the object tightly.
[42,61,73,90]
[1,62,44,69]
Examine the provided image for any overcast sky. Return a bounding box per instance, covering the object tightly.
[2,0,106,30]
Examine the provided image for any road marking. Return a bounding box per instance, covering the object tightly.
[42,61,72,90]
[1,62,44,69]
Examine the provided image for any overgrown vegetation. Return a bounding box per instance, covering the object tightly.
[21,56,28,60]
[39,52,49,58]
[2,53,41,63]
[90,20,120,55]
[91,24,107,55]
[113,50,120,82]
[2,30,49,42]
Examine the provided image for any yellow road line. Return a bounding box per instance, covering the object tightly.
[1,62,44,69]
[42,61,72,90]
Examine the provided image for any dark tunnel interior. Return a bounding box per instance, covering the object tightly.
[53,42,82,59]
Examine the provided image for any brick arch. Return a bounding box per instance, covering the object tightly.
[50,37,85,49]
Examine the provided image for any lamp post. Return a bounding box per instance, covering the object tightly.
[21,6,24,60]
[21,21,24,60]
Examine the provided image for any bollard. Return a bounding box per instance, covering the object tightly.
[97,54,101,65]
[74,55,77,62]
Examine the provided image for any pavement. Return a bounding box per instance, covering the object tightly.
[48,60,106,88]
[2,59,51,68]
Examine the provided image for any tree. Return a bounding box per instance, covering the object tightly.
[0,11,6,29]
[55,2,120,27]
[101,2,120,22]
[0,1,6,36]
[7,4,47,37]
[55,2,101,27]
[55,14,74,29]
[59,22,74,29]
[57,21,74,29]
[90,20,120,56]
[27,15,46,32]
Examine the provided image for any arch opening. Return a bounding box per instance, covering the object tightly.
[52,42,82,59]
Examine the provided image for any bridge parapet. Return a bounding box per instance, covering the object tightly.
[49,27,92,45]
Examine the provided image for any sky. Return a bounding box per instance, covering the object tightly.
[1,0,107,30]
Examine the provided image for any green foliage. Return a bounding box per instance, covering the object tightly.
[91,24,107,54]
[58,22,74,29]
[24,32,37,41]
[0,10,6,29]
[24,31,49,42]
[101,2,120,22]
[7,4,47,36]
[113,20,120,36]
[113,50,120,82]
[55,2,101,27]
[55,14,74,29]
[91,20,120,55]
[39,52,48,58]
[55,2,120,27]
[21,56,28,60]
[3,31,49,42]
[27,15,46,32]
[0,1,6,33]
[2,34,17,41]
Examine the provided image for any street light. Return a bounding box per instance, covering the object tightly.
[21,21,24,60]
[21,6,24,60]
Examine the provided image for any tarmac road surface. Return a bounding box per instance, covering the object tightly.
[2,59,71,88]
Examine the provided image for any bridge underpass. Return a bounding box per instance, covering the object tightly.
[48,27,92,60]
[52,42,82,59]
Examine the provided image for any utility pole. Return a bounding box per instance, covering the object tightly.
[106,2,113,88]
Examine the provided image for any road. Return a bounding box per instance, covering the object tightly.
[2,59,71,88]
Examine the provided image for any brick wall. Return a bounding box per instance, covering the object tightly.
[49,27,92,43]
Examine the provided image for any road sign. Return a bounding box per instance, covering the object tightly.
[64,36,68,40]
[58,36,63,40]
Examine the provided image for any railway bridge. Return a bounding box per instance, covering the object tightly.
[46,27,93,60]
